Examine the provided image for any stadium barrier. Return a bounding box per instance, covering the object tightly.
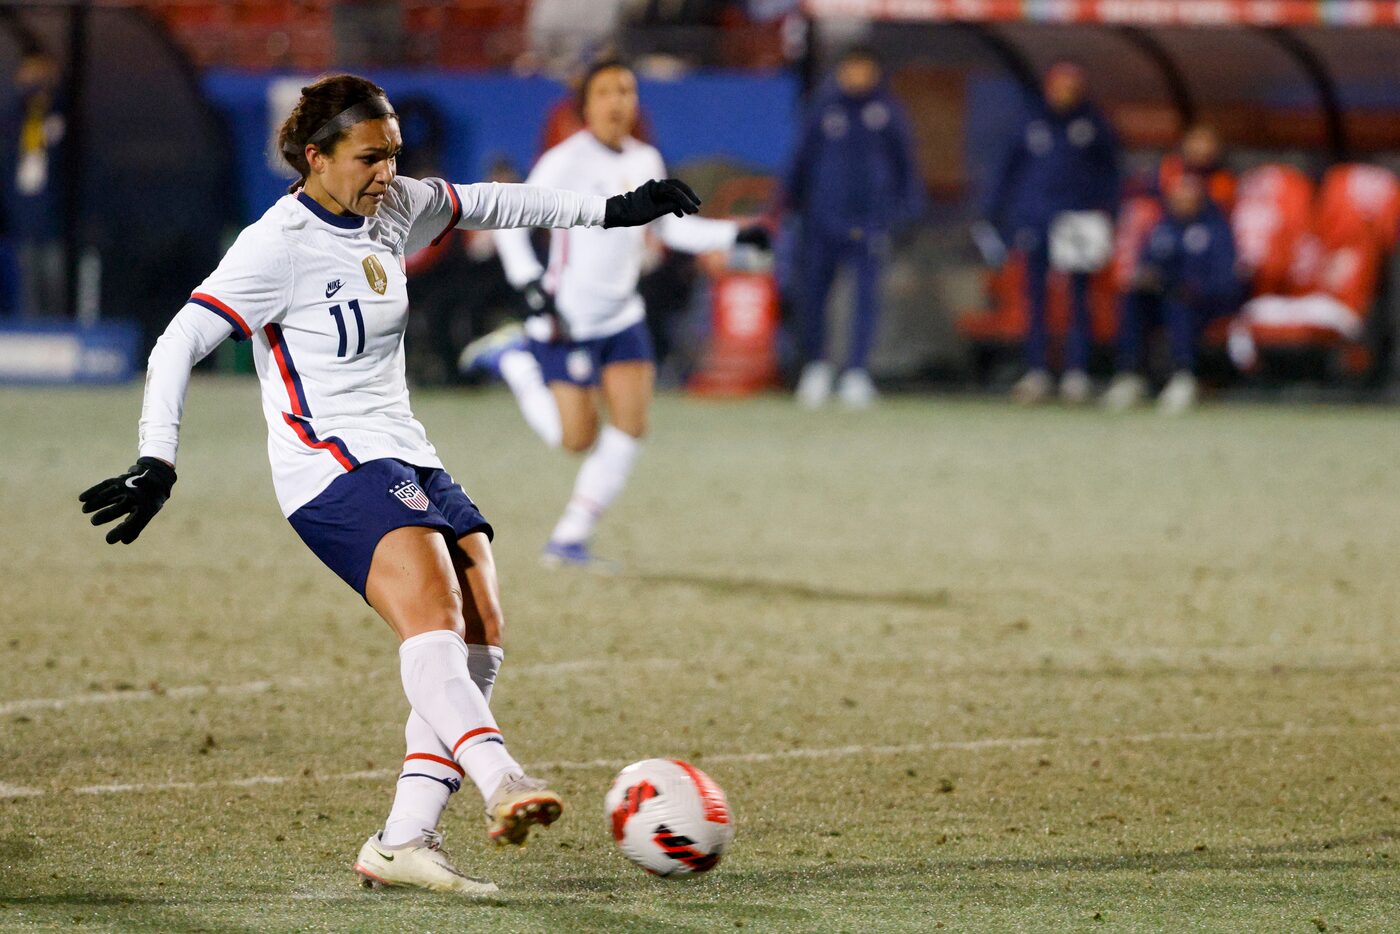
[0,321,139,385]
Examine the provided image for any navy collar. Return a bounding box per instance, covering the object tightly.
[297,191,365,229]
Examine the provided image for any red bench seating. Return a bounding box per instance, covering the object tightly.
[957,161,1400,379]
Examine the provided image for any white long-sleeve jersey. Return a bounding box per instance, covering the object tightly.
[138,175,605,516]
[495,131,740,340]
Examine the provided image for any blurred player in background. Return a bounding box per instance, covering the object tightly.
[1102,174,1239,414]
[978,62,1121,405]
[77,74,700,894]
[785,45,922,409]
[461,58,767,571]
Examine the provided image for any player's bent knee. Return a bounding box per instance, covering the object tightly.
[395,613,465,641]
[562,426,598,453]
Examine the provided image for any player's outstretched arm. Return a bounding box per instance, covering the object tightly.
[79,458,177,545]
[410,175,701,248]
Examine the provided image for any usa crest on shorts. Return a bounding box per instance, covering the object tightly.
[390,479,429,511]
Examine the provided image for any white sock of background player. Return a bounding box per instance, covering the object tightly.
[499,349,562,448]
[398,630,520,803]
[550,424,640,545]
[380,644,506,846]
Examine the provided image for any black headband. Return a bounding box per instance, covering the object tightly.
[282,96,396,156]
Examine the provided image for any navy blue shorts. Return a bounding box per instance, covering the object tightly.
[288,458,493,600]
[529,320,654,387]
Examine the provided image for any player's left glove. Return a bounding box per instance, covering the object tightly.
[603,179,701,228]
[79,456,177,545]
[519,277,569,342]
[735,225,772,252]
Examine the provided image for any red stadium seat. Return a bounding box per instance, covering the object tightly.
[1235,164,1400,376]
[956,254,1118,362]
[1231,164,1314,297]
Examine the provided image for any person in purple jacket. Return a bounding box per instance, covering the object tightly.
[785,46,923,409]
[979,62,1121,404]
[1102,174,1241,414]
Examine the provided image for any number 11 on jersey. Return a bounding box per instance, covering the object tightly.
[328,299,366,357]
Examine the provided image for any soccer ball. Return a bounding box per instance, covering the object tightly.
[604,758,734,877]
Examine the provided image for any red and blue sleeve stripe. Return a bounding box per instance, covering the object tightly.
[188,292,252,341]
[264,323,359,472]
[431,179,463,247]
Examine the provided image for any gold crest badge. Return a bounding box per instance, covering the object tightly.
[362,255,388,295]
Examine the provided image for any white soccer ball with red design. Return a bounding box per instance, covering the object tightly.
[604,758,734,877]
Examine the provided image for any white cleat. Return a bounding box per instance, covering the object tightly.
[353,830,498,895]
[456,322,525,378]
[485,772,564,847]
[1102,372,1148,412]
[796,361,834,409]
[837,368,878,409]
[1059,369,1092,404]
[1157,370,1199,415]
[1011,368,1052,405]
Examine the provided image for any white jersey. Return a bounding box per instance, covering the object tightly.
[495,131,739,340]
[138,174,605,516]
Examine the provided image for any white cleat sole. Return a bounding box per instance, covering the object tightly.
[487,791,564,848]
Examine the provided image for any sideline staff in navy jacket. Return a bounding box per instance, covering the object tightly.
[980,62,1121,403]
[785,45,922,409]
[1103,174,1240,413]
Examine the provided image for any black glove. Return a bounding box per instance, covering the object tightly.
[519,277,569,342]
[79,456,177,544]
[735,225,771,251]
[520,277,551,315]
[603,179,701,228]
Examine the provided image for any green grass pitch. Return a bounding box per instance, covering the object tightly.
[2,380,1398,931]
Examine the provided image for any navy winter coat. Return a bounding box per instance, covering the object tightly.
[1139,203,1240,306]
[983,99,1121,237]
[785,79,923,236]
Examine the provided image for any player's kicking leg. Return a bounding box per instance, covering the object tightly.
[357,527,562,892]
[449,529,564,845]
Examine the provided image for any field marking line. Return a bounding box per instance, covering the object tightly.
[3,721,1392,802]
[0,679,287,715]
[0,658,672,718]
[534,722,1400,771]
[0,782,43,798]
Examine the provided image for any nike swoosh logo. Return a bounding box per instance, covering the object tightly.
[371,848,394,862]
[124,470,148,490]
[326,281,344,298]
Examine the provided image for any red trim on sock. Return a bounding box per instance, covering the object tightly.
[452,727,501,755]
[404,752,465,776]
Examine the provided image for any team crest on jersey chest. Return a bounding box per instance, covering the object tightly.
[362,254,388,295]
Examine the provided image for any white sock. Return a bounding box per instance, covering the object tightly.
[466,643,504,704]
[381,711,460,846]
[550,425,640,545]
[398,630,521,801]
[500,349,562,448]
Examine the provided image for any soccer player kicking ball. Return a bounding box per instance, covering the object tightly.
[460,58,769,571]
[77,74,701,894]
